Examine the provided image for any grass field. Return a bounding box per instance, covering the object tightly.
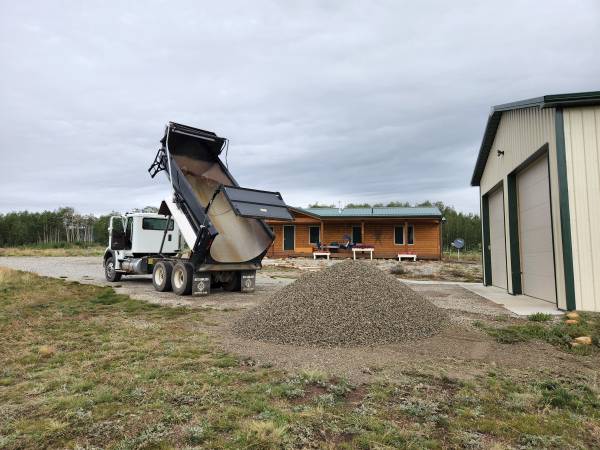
[475,314,599,355]
[442,250,481,263]
[1,267,599,449]
[0,244,105,257]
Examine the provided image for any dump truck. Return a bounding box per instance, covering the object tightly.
[103,122,292,296]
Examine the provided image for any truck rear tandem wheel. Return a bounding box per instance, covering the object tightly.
[172,262,194,296]
[222,272,241,292]
[152,260,173,292]
[203,270,239,292]
[147,260,256,297]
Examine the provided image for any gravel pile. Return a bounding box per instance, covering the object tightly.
[234,260,448,347]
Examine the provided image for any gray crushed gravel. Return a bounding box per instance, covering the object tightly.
[233,260,449,347]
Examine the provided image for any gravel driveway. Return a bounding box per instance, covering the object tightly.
[0,256,292,310]
[0,256,510,318]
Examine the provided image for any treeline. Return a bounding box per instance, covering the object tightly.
[308,200,481,252]
[1,202,481,252]
[0,207,154,247]
[0,208,110,247]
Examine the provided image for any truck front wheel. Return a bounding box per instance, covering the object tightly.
[153,261,173,292]
[172,262,193,295]
[105,257,122,282]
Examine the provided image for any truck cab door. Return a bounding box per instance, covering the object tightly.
[109,216,129,250]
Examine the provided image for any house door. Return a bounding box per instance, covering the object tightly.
[283,225,295,251]
[352,225,362,244]
[517,154,556,303]
[488,187,507,289]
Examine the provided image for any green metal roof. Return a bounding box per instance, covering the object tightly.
[296,207,442,218]
[471,91,600,187]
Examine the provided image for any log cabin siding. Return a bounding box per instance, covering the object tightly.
[364,221,440,258]
[267,223,316,258]
[322,222,355,245]
[267,212,441,259]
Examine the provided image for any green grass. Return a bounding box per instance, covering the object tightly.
[442,250,482,263]
[528,312,553,322]
[0,243,104,257]
[439,264,482,283]
[1,267,599,449]
[475,313,600,354]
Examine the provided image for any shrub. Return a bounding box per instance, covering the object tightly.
[528,313,553,322]
[389,264,406,275]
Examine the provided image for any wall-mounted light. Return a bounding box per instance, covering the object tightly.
[497,149,505,157]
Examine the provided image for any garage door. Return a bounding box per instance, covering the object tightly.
[517,155,556,303]
[488,187,507,289]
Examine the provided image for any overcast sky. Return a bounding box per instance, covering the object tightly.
[1,1,598,216]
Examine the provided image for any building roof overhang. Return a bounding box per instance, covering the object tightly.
[286,206,442,220]
[470,91,600,187]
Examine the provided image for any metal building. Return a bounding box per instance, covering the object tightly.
[471,91,600,312]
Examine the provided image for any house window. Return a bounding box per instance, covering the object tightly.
[407,224,414,245]
[394,225,404,245]
[352,225,362,243]
[309,226,320,244]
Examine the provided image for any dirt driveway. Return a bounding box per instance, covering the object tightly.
[1,256,593,384]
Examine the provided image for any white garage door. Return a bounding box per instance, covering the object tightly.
[517,155,556,303]
[488,187,507,289]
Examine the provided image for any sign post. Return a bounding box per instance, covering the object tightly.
[451,238,465,260]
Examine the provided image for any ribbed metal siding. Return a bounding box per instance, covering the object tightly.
[563,106,600,312]
[479,107,567,308]
[480,108,556,192]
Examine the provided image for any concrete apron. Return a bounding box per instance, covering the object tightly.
[462,284,563,317]
[400,279,564,317]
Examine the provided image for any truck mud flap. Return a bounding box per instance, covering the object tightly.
[192,274,211,296]
[241,270,256,293]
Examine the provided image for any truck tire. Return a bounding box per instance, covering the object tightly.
[104,256,122,282]
[152,261,173,292]
[172,262,193,296]
[222,272,241,292]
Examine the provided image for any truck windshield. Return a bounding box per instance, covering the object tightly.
[142,218,175,231]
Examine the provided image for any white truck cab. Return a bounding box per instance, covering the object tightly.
[104,213,181,281]
[108,213,181,256]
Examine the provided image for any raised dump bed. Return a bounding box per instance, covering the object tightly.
[103,122,292,296]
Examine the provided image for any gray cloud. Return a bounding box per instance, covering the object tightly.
[1,0,599,215]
